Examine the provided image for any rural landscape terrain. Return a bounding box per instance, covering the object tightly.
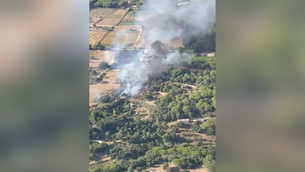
[89,0,216,172]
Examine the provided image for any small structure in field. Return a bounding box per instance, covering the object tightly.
[193,117,210,122]
[207,52,216,57]
[177,119,190,124]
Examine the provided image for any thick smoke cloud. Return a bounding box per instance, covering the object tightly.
[110,0,215,96]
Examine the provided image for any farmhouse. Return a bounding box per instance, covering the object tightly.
[193,117,210,122]
[177,119,190,124]
[207,52,216,57]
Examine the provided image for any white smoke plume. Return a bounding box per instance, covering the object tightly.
[109,0,215,96]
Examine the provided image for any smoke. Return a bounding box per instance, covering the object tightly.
[108,0,215,96]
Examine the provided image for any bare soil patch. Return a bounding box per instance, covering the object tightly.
[89,69,120,106]
[89,50,115,68]
[113,9,128,16]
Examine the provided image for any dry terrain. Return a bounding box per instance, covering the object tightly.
[89,31,108,45]
[89,69,120,106]
[101,26,141,47]
[89,50,115,68]
[90,8,127,27]
[89,50,119,106]
[95,18,121,27]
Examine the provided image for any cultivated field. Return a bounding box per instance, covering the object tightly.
[121,10,137,22]
[90,8,119,18]
[89,31,107,46]
[101,26,141,47]
[90,8,128,27]
[95,18,121,27]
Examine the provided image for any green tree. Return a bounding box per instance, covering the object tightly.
[203,155,215,172]
[162,162,169,170]
[144,92,153,100]
[118,0,128,7]
[99,61,109,69]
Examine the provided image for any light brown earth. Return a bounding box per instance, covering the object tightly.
[89,50,115,68]
[90,18,103,25]
[89,69,120,106]
[113,9,128,16]
[101,26,141,46]
[89,50,119,106]
[89,31,108,45]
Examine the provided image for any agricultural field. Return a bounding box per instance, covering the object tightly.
[89,8,128,27]
[90,8,118,18]
[95,18,121,27]
[121,10,137,23]
[100,26,141,47]
[89,30,107,46]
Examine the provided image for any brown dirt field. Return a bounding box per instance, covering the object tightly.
[90,18,102,25]
[96,18,121,27]
[148,163,209,172]
[101,26,141,46]
[89,69,120,106]
[89,31,107,45]
[113,9,127,16]
[89,50,115,68]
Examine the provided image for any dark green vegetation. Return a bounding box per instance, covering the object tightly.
[90,0,144,9]
[89,54,216,172]
[183,25,216,54]
[90,42,106,51]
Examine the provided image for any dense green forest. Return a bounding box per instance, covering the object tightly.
[90,0,143,9]
[183,25,216,54]
[89,54,216,172]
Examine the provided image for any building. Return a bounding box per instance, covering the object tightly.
[193,117,210,122]
[177,119,190,124]
[207,52,216,57]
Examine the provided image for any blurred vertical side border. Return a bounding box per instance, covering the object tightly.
[0,0,89,172]
[217,0,305,172]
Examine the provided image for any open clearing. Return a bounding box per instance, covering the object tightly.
[89,50,115,68]
[89,30,107,45]
[101,26,141,47]
[90,8,127,27]
[89,51,118,106]
[148,163,209,172]
[89,69,120,106]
